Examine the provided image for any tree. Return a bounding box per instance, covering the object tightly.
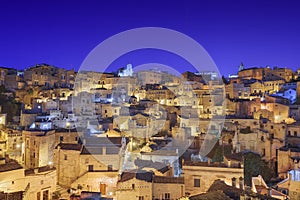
[244,152,275,186]
[211,145,223,162]
[0,85,5,93]
[0,94,21,122]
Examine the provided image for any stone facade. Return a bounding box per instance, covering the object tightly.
[182,163,243,196]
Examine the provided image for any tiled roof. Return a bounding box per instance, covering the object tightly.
[153,176,184,184]
[224,152,244,162]
[80,146,120,155]
[134,158,169,174]
[0,160,23,172]
[56,143,82,151]
[118,170,154,182]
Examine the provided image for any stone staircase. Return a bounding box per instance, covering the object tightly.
[54,184,70,200]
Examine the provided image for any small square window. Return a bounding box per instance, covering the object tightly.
[194,178,200,187]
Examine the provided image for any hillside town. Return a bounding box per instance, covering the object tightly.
[0,63,300,200]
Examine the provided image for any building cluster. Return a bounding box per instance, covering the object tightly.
[0,63,300,200]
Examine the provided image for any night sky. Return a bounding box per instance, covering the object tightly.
[0,0,300,76]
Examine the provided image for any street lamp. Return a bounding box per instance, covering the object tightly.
[66,122,71,133]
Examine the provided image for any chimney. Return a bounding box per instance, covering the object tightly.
[227,159,232,168]
[239,177,244,190]
[34,168,39,174]
[232,177,237,188]
[102,146,106,155]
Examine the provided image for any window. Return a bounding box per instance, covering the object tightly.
[138,196,144,200]
[165,193,171,200]
[37,192,41,200]
[42,190,49,200]
[88,165,93,172]
[64,155,67,160]
[294,131,298,137]
[262,148,266,156]
[132,184,135,189]
[194,178,200,187]
[108,165,113,171]
[60,136,64,142]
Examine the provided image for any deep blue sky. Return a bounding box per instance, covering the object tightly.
[0,0,300,76]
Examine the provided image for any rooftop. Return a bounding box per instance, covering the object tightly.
[0,159,23,172]
[118,170,154,183]
[56,143,82,151]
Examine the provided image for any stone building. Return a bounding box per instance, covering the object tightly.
[277,145,300,178]
[53,136,124,187]
[276,169,300,199]
[0,128,23,163]
[182,162,243,196]
[238,67,267,80]
[23,130,56,168]
[225,82,250,99]
[23,64,75,88]
[265,67,293,82]
[0,159,56,200]
[116,170,185,200]
[135,70,162,85]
